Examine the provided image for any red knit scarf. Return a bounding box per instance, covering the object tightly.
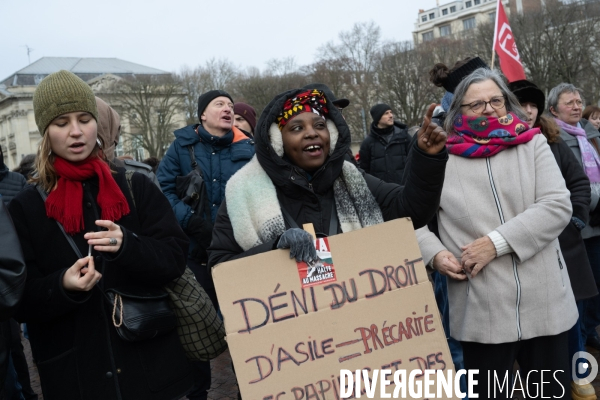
[46,157,130,234]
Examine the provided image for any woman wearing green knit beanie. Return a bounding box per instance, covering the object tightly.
[7,70,194,399]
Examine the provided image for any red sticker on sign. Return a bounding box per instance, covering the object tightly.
[297,237,336,288]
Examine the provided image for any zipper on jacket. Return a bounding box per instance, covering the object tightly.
[486,158,522,341]
[557,249,565,287]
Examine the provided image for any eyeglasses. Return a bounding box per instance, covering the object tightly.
[460,96,506,113]
[561,100,583,109]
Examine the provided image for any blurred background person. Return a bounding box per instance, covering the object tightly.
[359,103,410,184]
[549,83,600,354]
[511,79,596,400]
[233,102,256,137]
[12,154,36,181]
[583,105,600,132]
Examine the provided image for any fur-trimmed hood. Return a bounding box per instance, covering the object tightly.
[254,88,352,196]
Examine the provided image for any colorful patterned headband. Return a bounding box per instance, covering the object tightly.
[277,89,329,129]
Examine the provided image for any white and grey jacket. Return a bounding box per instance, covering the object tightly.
[416,134,577,344]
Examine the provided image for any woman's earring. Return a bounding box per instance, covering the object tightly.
[96,138,102,148]
[48,149,52,156]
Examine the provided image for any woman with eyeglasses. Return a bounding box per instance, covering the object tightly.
[416,68,575,399]
[549,83,600,358]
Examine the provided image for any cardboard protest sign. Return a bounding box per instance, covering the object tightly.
[213,218,458,399]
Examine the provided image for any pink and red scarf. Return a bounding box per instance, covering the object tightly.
[446,113,540,158]
[46,156,130,234]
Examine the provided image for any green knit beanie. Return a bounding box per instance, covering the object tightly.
[33,70,98,135]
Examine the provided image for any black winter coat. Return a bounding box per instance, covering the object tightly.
[550,138,597,300]
[359,121,411,184]
[0,167,26,204]
[0,200,26,398]
[8,168,193,400]
[208,89,448,267]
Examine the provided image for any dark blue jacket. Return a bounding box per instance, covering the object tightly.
[157,124,254,251]
[0,167,26,204]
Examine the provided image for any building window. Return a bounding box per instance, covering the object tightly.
[429,13,435,19]
[422,15,427,22]
[463,17,476,30]
[489,11,496,22]
[466,1,472,7]
[450,5,456,12]
[422,31,434,41]
[440,25,452,37]
[474,0,480,4]
[442,8,448,15]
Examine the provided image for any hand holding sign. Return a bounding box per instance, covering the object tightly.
[277,228,318,263]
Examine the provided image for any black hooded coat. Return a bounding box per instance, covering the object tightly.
[207,89,448,267]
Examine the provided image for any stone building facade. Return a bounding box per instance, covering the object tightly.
[0,57,185,169]
[413,0,543,44]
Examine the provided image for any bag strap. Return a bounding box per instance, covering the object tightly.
[35,185,83,259]
[187,145,203,177]
[125,170,136,208]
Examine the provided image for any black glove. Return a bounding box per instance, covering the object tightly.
[276,228,318,263]
[185,214,213,250]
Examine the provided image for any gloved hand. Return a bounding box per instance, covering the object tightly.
[185,214,213,250]
[276,228,318,263]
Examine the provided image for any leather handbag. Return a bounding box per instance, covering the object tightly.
[36,185,177,343]
[105,287,177,342]
[164,267,227,361]
[175,145,212,225]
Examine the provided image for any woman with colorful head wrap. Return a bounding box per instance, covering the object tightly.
[416,68,576,398]
[208,87,448,267]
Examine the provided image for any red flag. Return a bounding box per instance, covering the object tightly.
[493,0,526,82]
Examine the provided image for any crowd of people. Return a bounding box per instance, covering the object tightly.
[1,54,600,400]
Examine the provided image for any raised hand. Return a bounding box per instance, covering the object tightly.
[417,103,447,155]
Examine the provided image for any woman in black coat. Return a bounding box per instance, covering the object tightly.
[8,70,193,400]
[510,79,596,399]
[208,88,448,267]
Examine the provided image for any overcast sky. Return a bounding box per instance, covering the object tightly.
[0,0,440,81]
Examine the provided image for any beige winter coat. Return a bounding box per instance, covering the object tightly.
[416,134,578,344]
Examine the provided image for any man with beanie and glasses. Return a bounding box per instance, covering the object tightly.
[157,89,254,400]
[359,104,411,184]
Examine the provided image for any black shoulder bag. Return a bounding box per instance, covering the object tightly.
[36,185,176,343]
[175,145,212,225]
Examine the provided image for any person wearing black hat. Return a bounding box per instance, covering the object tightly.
[157,89,255,400]
[358,103,411,184]
[510,79,598,400]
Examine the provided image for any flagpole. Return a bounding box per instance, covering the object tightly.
[491,0,500,69]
